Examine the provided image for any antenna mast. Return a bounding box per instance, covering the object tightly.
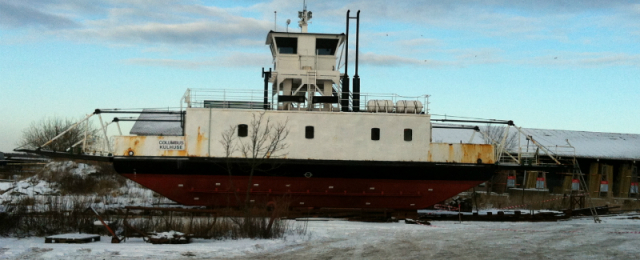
[298,0,312,33]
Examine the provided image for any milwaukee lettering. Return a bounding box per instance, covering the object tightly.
[159,140,185,150]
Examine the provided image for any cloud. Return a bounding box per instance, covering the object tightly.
[63,19,271,47]
[304,0,640,41]
[396,38,442,47]
[124,52,272,69]
[38,1,276,48]
[4,0,640,66]
[360,49,640,69]
[0,1,79,29]
[360,52,465,68]
[524,52,640,68]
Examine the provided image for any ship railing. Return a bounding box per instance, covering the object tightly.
[182,88,430,114]
[182,88,270,110]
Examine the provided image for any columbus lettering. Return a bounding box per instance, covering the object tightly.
[159,140,185,150]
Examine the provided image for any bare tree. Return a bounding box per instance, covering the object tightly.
[218,112,290,238]
[482,124,518,152]
[481,124,519,195]
[220,112,289,206]
[219,125,240,204]
[18,116,99,152]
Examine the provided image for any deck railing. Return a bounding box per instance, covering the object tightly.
[181,88,430,114]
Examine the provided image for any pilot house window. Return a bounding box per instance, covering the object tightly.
[275,37,298,54]
[371,128,380,141]
[238,124,248,137]
[316,39,339,55]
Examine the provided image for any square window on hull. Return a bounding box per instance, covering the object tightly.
[305,126,314,139]
[371,128,380,141]
[238,124,248,137]
[404,129,412,141]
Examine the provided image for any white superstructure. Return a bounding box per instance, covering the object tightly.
[113,7,494,165]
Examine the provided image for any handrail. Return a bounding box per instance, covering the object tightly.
[182,88,430,113]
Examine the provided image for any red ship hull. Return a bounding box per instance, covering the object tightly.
[120,174,483,209]
[114,157,495,210]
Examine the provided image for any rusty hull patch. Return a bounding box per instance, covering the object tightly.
[118,136,147,156]
[115,136,188,157]
[429,143,494,164]
[194,126,208,157]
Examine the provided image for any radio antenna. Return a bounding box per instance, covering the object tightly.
[297,0,312,32]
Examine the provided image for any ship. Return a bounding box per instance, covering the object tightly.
[18,7,565,212]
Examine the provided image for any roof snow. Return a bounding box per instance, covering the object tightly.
[129,109,183,136]
[433,127,640,160]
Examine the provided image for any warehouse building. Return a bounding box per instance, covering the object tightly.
[433,127,640,199]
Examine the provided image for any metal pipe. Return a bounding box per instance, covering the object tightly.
[355,10,360,77]
[431,119,513,125]
[113,118,182,122]
[98,113,112,154]
[345,10,349,78]
[116,121,123,136]
[352,10,361,112]
[342,10,350,112]
[96,110,183,114]
[432,126,478,130]
[262,68,271,110]
[82,116,89,153]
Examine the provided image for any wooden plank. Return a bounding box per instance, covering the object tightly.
[562,176,572,194]
[617,164,632,198]
[605,164,614,198]
[588,162,600,196]
[525,171,538,189]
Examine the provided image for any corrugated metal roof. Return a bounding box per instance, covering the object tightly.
[515,128,640,160]
[432,126,640,161]
[432,127,485,144]
[129,110,183,136]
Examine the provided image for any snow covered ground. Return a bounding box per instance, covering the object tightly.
[0,161,175,212]
[1,214,639,260]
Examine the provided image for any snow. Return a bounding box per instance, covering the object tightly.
[0,161,176,212]
[0,182,12,192]
[150,231,185,240]
[45,161,97,176]
[93,221,111,226]
[1,214,639,259]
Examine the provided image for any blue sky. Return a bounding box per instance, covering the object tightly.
[1,0,639,152]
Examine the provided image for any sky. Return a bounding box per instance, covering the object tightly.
[1,0,639,153]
